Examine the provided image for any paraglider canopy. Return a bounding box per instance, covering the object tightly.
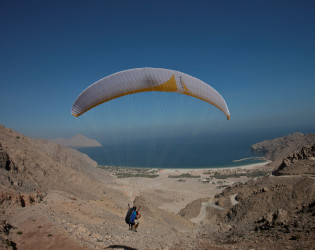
[72,68,230,120]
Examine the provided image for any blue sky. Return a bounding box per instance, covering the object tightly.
[1,0,315,142]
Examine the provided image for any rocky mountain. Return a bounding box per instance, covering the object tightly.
[198,143,315,249]
[51,134,102,147]
[0,125,193,250]
[0,125,115,202]
[251,132,315,161]
[0,125,132,249]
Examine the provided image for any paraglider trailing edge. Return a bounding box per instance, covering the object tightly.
[71,67,230,120]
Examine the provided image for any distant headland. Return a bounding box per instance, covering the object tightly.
[51,134,102,148]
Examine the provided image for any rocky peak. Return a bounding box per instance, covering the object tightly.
[273,144,315,176]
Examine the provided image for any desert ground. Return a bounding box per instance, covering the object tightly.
[112,162,272,215]
[4,161,272,250]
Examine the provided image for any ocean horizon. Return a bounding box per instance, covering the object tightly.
[77,134,267,169]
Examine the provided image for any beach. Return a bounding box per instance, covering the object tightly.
[162,160,272,173]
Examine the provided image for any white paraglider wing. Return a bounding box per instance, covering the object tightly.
[72,68,230,119]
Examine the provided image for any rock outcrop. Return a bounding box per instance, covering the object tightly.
[273,144,315,176]
[251,132,315,161]
[203,143,315,249]
[0,220,16,250]
[0,185,45,209]
[0,143,16,173]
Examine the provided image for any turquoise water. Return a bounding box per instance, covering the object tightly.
[77,134,266,169]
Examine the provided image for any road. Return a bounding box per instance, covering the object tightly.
[190,203,224,224]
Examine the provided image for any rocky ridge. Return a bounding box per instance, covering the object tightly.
[0,125,125,249]
[199,144,315,249]
[0,125,112,197]
[0,125,202,249]
[274,144,315,176]
[251,132,315,162]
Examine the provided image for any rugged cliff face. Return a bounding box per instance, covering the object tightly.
[0,126,197,250]
[0,126,136,250]
[251,132,315,161]
[273,144,315,176]
[206,143,315,249]
[0,125,112,203]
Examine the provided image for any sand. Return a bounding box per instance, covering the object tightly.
[111,161,272,214]
[162,160,271,173]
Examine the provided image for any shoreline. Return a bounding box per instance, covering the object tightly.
[232,156,266,162]
[161,160,272,173]
[101,160,272,173]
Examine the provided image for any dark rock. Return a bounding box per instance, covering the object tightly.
[0,143,14,172]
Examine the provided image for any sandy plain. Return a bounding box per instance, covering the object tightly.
[111,161,272,215]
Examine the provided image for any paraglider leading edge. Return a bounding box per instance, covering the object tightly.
[71,68,230,120]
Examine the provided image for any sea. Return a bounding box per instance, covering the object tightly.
[76,133,267,169]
